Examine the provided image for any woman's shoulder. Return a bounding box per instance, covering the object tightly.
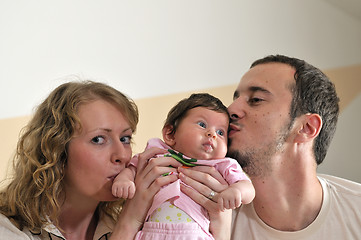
[0,213,35,239]
[0,213,17,230]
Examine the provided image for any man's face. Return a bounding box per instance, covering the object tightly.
[227,62,296,178]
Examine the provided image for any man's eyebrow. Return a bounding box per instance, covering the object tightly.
[249,86,272,95]
[233,86,271,100]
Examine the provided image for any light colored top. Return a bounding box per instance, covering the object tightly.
[0,212,114,240]
[231,174,361,239]
[131,138,250,237]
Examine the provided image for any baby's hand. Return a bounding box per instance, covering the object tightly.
[217,187,242,211]
[112,180,136,199]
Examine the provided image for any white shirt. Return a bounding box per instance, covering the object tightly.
[231,174,361,239]
[0,213,114,240]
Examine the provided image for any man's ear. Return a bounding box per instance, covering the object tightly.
[294,114,322,143]
[162,125,176,147]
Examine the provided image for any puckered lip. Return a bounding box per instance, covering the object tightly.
[107,173,120,182]
[229,123,241,136]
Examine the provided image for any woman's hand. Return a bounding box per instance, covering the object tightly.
[110,148,182,240]
[178,166,232,240]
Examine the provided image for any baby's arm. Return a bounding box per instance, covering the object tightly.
[112,165,137,199]
[217,180,255,210]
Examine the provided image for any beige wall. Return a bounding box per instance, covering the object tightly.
[1,64,361,183]
[326,64,361,110]
[0,116,31,184]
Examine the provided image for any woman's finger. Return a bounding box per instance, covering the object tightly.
[136,147,168,172]
[138,156,181,182]
[122,155,180,224]
[178,166,228,193]
[178,171,219,204]
[134,154,182,200]
[179,183,220,212]
[191,165,228,185]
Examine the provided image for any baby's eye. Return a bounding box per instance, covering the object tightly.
[91,136,106,145]
[197,121,206,128]
[120,136,132,144]
[216,129,225,136]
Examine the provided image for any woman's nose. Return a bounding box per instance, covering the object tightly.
[111,142,131,164]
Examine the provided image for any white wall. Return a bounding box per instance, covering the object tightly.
[1,0,361,119]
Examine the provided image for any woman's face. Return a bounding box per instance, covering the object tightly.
[65,99,133,204]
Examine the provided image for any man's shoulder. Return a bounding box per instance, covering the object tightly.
[318,173,361,196]
[318,173,361,210]
[0,213,18,230]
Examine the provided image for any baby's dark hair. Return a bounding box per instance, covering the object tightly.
[163,93,229,135]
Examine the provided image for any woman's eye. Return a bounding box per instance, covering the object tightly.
[120,136,132,144]
[91,136,105,144]
[216,129,225,136]
[197,121,206,128]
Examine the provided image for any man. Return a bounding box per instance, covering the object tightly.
[181,55,361,239]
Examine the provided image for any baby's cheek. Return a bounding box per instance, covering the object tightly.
[218,142,228,158]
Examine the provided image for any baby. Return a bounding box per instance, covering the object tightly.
[113,93,255,239]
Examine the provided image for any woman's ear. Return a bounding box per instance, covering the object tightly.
[162,125,176,147]
[295,113,322,143]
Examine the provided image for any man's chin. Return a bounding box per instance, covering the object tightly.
[227,149,247,168]
[226,149,261,178]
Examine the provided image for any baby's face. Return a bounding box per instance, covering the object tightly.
[172,107,229,160]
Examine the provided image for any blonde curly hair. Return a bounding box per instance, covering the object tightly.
[0,80,139,233]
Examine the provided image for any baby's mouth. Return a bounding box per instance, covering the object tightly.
[203,140,214,152]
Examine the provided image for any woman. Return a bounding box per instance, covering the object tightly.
[0,81,184,240]
[0,80,229,240]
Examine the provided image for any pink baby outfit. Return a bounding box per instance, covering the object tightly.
[132,138,250,240]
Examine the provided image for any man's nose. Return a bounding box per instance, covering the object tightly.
[228,98,245,120]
